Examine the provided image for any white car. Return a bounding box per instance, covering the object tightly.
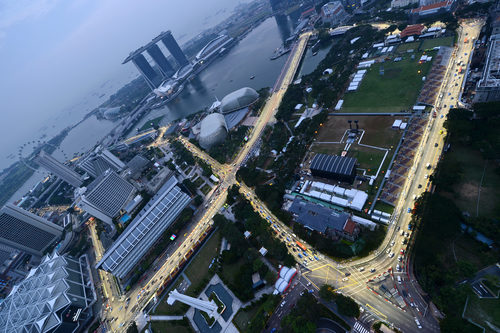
[388,252,395,258]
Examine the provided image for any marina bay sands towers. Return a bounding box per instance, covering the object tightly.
[124,30,189,90]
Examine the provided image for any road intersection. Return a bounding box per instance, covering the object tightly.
[98,20,482,332]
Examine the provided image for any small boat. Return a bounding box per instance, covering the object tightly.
[312,51,318,56]
[250,75,255,80]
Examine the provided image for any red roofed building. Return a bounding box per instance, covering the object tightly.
[410,0,456,17]
[400,24,426,38]
[342,218,359,241]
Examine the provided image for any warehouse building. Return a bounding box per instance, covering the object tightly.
[310,154,357,183]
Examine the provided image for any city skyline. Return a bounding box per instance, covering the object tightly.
[0,0,251,169]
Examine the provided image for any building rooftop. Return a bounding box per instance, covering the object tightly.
[220,87,259,114]
[310,154,357,177]
[0,252,95,333]
[288,197,350,233]
[400,24,425,38]
[123,30,175,64]
[411,0,454,13]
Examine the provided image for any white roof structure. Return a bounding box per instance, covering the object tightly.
[350,37,361,44]
[199,113,228,150]
[244,231,251,239]
[413,105,426,110]
[406,36,415,42]
[274,266,297,294]
[373,42,384,48]
[400,122,407,130]
[381,47,388,53]
[259,247,268,256]
[0,252,96,333]
[392,119,402,128]
[220,87,259,114]
[295,104,304,110]
[306,181,368,211]
[335,100,344,111]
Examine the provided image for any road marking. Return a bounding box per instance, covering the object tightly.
[365,303,388,320]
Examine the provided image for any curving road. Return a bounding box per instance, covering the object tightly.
[99,20,482,332]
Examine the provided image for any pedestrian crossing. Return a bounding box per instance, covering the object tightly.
[352,321,370,333]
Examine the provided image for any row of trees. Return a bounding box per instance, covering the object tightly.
[319,285,360,318]
[413,104,500,332]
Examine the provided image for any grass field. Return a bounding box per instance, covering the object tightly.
[464,294,500,333]
[449,146,500,218]
[316,116,404,148]
[396,41,421,53]
[342,53,433,113]
[150,319,195,333]
[373,201,395,214]
[421,36,455,50]
[153,231,221,315]
[200,183,211,195]
[139,115,164,132]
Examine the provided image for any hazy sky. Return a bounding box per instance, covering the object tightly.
[0,0,250,167]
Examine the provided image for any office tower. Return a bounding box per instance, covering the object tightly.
[0,204,63,257]
[0,252,96,333]
[34,150,83,187]
[78,147,125,178]
[131,53,162,90]
[161,31,189,67]
[97,174,191,280]
[147,43,175,77]
[75,169,136,226]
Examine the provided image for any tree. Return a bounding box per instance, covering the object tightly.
[333,293,360,318]
[319,285,335,301]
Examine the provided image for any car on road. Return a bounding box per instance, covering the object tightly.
[359,267,365,272]
[434,143,439,147]
[396,264,402,271]
[418,184,422,189]
[370,268,376,273]
[345,272,351,277]
[407,208,412,213]
[298,254,303,259]
[388,252,394,258]
[391,241,395,246]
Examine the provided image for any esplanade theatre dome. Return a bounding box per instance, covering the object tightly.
[198,113,228,150]
[220,87,259,114]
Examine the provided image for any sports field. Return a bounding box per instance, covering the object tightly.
[341,53,434,113]
[421,36,455,50]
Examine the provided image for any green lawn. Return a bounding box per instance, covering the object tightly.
[152,277,188,315]
[153,231,221,315]
[396,41,421,53]
[139,115,165,132]
[464,294,500,333]
[342,53,433,113]
[192,176,204,188]
[150,319,195,333]
[183,231,221,292]
[373,201,395,215]
[421,36,455,50]
[200,184,212,195]
[450,146,500,218]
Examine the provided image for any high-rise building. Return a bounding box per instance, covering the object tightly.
[78,147,125,178]
[474,34,500,103]
[34,150,83,187]
[147,43,175,77]
[131,53,162,90]
[161,31,189,67]
[96,174,191,280]
[0,252,96,333]
[0,204,63,257]
[75,169,136,226]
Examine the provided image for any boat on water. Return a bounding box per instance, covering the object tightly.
[270,46,291,60]
[312,51,318,56]
[250,75,255,80]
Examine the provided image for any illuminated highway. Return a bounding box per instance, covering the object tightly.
[99,20,481,332]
